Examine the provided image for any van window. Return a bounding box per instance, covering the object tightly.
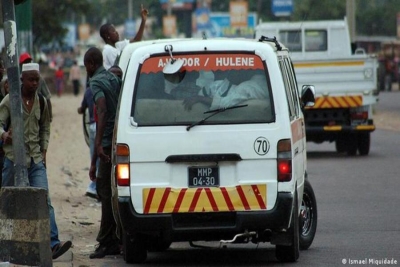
[279,59,296,120]
[283,58,300,117]
[131,53,274,126]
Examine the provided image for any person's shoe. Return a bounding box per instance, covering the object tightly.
[89,243,120,259]
[52,241,72,259]
[85,187,98,199]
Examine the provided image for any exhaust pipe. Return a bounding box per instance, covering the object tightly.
[220,230,257,244]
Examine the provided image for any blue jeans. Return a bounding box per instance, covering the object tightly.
[2,158,60,248]
[88,123,98,192]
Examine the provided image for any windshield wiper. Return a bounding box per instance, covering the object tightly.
[186,104,248,131]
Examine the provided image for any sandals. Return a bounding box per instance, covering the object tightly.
[52,240,72,259]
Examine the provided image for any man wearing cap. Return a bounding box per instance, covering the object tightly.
[19,52,53,122]
[0,63,72,259]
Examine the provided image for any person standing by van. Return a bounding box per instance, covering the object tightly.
[0,63,72,259]
[77,80,98,199]
[84,47,122,259]
[100,4,148,69]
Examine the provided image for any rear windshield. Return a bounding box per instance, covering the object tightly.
[131,53,274,126]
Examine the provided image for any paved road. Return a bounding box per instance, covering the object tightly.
[54,91,400,267]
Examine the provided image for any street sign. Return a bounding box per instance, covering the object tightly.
[271,0,293,17]
[124,19,136,38]
[193,12,257,39]
[160,0,195,10]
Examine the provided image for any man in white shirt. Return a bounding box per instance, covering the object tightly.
[100,5,148,69]
[183,72,269,110]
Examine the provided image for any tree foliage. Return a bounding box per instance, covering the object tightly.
[31,0,91,48]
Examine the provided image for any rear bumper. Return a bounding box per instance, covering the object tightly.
[306,122,375,134]
[118,192,293,242]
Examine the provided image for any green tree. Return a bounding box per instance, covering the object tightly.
[31,0,91,49]
[356,0,400,36]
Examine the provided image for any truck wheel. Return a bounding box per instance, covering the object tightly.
[275,190,300,262]
[335,136,346,153]
[357,133,370,156]
[346,134,357,156]
[299,179,318,250]
[123,232,147,264]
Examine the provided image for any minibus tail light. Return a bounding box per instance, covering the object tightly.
[116,144,130,186]
[277,139,292,182]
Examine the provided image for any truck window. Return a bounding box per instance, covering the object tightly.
[279,30,301,52]
[131,53,275,126]
[305,30,327,52]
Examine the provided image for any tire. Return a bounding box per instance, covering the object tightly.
[357,133,370,156]
[346,134,358,156]
[123,232,147,264]
[146,234,172,252]
[147,238,172,252]
[275,190,300,262]
[335,135,346,153]
[299,179,318,250]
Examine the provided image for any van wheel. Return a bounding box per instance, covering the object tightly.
[299,179,318,250]
[123,232,147,264]
[357,133,370,156]
[275,190,300,262]
[147,238,172,252]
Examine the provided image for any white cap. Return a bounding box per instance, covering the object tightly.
[22,63,39,72]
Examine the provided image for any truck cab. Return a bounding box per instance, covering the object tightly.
[255,18,378,156]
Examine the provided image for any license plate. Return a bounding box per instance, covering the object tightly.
[188,167,219,187]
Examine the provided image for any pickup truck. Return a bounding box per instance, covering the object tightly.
[255,18,379,155]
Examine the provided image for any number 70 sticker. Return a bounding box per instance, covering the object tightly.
[254,137,270,155]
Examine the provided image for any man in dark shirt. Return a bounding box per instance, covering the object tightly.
[84,47,121,259]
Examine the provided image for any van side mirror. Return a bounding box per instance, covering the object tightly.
[163,44,184,75]
[300,85,315,108]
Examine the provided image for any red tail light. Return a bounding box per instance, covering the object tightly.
[350,111,368,120]
[116,164,130,186]
[277,139,292,182]
[116,144,130,186]
[278,160,292,181]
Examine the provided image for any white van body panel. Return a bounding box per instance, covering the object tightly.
[115,39,300,214]
[109,36,318,264]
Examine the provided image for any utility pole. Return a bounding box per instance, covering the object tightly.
[2,0,28,187]
[346,0,356,42]
[128,0,133,20]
